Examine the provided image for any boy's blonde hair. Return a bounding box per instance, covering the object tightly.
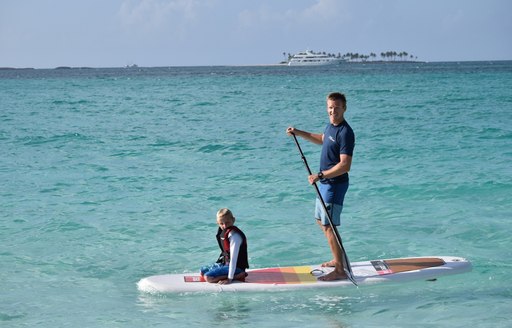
[217,208,234,220]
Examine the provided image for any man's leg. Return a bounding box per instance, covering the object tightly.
[318,224,348,281]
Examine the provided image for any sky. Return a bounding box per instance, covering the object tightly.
[1,0,511,68]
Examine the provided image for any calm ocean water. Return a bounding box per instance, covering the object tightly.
[1,61,511,327]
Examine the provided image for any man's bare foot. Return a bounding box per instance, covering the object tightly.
[317,270,348,281]
[321,260,337,267]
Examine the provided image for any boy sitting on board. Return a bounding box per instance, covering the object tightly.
[200,208,249,284]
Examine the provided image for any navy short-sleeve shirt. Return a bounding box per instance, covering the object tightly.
[320,120,355,183]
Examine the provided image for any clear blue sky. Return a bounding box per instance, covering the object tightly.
[1,0,511,68]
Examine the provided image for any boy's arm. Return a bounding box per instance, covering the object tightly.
[227,232,243,281]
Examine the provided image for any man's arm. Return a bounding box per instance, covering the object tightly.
[310,154,352,184]
[287,127,323,145]
[324,154,352,178]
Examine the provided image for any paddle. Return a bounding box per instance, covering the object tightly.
[290,133,357,286]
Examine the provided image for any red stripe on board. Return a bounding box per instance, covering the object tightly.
[245,267,288,284]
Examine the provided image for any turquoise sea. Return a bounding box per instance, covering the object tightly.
[1,61,511,327]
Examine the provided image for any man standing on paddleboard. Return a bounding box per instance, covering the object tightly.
[286,92,355,281]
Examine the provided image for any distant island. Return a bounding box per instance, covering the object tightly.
[1,51,424,70]
[0,67,35,70]
[281,50,421,65]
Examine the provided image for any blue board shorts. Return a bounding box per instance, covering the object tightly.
[315,181,349,226]
[200,263,243,278]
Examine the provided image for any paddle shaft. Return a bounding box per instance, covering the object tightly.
[291,133,357,286]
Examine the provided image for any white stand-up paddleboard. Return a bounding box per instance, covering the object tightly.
[137,256,471,293]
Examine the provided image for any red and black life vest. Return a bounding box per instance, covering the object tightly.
[215,226,249,270]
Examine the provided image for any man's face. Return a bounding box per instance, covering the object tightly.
[327,99,345,125]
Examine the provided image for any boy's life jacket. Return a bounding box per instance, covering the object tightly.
[215,226,249,270]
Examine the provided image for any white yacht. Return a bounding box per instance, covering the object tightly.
[287,50,345,66]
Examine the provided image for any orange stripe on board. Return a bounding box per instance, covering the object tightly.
[246,266,317,284]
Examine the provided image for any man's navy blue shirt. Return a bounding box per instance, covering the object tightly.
[320,120,355,184]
